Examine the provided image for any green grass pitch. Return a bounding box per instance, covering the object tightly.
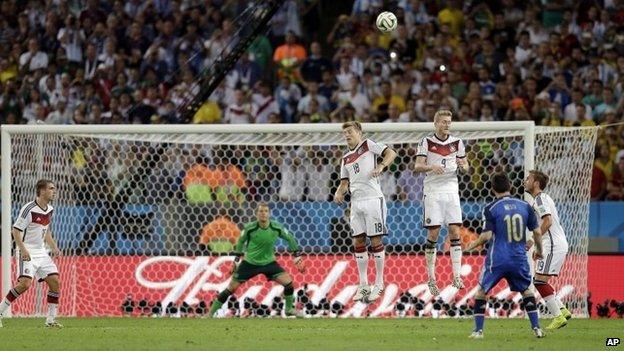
[1,317,622,351]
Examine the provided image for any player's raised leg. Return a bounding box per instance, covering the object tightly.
[352,234,370,302]
[44,273,62,328]
[0,277,33,327]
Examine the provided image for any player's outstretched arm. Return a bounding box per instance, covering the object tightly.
[372,148,398,177]
[278,228,305,273]
[333,179,349,204]
[44,230,61,257]
[465,231,492,253]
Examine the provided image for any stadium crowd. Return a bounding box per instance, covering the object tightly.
[1,0,624,208]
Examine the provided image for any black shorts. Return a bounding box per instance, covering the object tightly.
[233,260,285,282]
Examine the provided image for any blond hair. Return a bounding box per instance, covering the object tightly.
[341,121,362,131]
[434,109,453,122]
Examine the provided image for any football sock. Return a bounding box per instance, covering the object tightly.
[534,279,561,317]
[209,289,232,316]
[450,238,462,279]
[425,239,437,281]
[370,244,385,287]
[354,244,369,286]
[473,298,486,331]
[523,296,540,329]
[0,289,22,316]
[46,291,60,323]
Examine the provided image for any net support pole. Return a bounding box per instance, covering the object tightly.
[1,126,12,317]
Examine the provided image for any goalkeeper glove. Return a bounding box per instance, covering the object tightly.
[293,251,305,273]
[231,254,242,275]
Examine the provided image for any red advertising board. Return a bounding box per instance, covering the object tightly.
[3,255,623,317]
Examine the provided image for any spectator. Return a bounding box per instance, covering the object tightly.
[275,76,302,123]
[595,143,615,183]
[224,89,252,124]
[19,38,49,72]
[273,31,307,82]
[373,81,406,121]
[251,81,280,123]
[300,41,332,83]
[297,80,329,115]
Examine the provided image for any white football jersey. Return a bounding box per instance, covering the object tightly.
[340,139,388,201]
[416,134,466,194]
[13,201,54,257]
[531,192,568,251]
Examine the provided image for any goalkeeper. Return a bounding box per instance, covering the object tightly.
[209,203,305,317]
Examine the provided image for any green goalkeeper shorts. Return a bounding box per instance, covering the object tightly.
[233,260,285,282]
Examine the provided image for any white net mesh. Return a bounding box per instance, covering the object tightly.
[3,125,596,318]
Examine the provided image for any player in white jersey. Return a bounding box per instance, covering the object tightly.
[334,121,397,303]
[524,170,572,330]
[414,110,469,295]
[0,180,63,328]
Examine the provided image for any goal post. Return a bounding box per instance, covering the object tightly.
[1,122,595,318]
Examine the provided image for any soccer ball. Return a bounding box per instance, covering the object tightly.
[376,11,398,33]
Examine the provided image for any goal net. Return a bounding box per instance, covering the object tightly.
[1,123,597,318]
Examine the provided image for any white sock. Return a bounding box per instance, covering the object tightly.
[47,304,58,323]
[425,248,437,281]
[372,250,385,287]
[450,243,462,279]
[0,299,10,316]
[355,251,369,286]
[555,296,565,310]
[543,295,561,317]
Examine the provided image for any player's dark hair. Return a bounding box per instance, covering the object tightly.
[36,179,54,196]
[529,170,549,189]
[342,121,362,132]
[491,173,511,193]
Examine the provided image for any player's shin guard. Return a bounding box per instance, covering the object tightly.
[46,291,59,323]
[450,238,462,279]
[523,296,540,329]
[283,283,294,311]
[370,244,385,287]
[354,245,369,286]
[534,279,561,317]
[0,289,22,315]
[425,239,437,281]
[473,298,486,332]
[209,289,232,316]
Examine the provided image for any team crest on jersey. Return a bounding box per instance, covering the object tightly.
[449,145,456,152]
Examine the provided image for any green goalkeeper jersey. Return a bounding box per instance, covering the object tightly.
[235,220,299,266]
